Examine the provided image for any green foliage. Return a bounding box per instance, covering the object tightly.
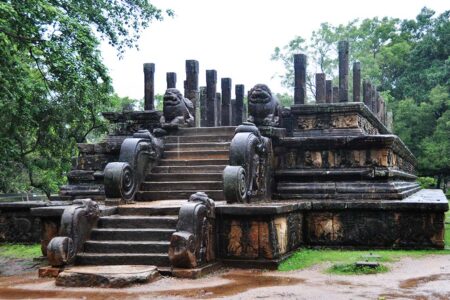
[327,263,389,275]
[417,177,437,189]
[272,7,449,182]
[0,1,170,196]
[276,93,294,107]
[0,243,41,259]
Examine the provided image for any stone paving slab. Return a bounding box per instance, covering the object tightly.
[56,265,159,288]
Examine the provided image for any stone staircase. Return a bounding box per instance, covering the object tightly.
[76,126,235,268]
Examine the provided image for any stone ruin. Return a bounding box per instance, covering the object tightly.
[15,41,447,286]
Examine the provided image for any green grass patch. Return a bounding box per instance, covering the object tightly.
[279,210,450,272]
[327,263,389,275]
[0,244,41,259]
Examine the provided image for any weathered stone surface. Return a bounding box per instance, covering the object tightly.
[169,192,215,269]
[56,265,159,288]
[218,213,303,261]
[162,88,194,127]
[338,41,349,102]
[294,54,307,104]
[143,63,155,110]
[247,84,280,127]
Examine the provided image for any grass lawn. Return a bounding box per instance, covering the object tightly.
[279,210,450,273]
[0,244,42,259]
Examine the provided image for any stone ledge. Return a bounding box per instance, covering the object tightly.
[31,205,117,217]
[217,190,448,215]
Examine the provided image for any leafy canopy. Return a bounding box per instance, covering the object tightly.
[0,0,171,196]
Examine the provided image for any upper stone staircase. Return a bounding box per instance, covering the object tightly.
[75,126,235,268]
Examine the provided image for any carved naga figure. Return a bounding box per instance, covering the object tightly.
[47,199,100,267]
[247,84,280,127]
[168,192,216,268]
[223,123,273,203]
[163,88,195,127]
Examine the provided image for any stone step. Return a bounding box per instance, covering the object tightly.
[165,142,230,151]
[76,253,170,267]
[84,241,170,254]
[141,181,223,191]
[98,215,178,229]
[145,173,223,182]
[171,126,236,136]
[163,150,229,160]
[165,135,233,143]
[152,165,226,174]
[158,159,229,166]
[136,190,224,201]
[90,228,175,241]
[118,205,181,216]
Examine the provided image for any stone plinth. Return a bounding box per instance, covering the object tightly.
[275,103,419,201]
[216,189,447,267]
[56,265,159,288]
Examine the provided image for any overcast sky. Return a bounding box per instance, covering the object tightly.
[100,0,448,100]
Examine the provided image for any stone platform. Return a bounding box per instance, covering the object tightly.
[216,189,448,268]
[56,265,159,288]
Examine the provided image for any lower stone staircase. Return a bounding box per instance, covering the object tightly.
[76,126,235,268]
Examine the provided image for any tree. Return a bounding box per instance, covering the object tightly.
[0,1,172,196]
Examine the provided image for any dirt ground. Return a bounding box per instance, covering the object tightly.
[0,255,449,299]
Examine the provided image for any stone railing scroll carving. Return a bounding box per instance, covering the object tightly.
[168,192,215,269]
[223,122,273,203]
[47,199,99,267]
[103,130,163,203]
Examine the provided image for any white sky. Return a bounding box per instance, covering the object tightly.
[100,0,448,100]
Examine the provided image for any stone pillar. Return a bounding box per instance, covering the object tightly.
[294,54,307,104]
[231,99,236,126]
[326,80,333,103]
[371,86,377,113]
[338,41,349,102]
[185,60,199,126]
[363,80,371,108]
[332,87,339,103]
[215,92,221,127]
[380,99,385,124]
[206,70,217,127]
[221,78,232,126]
[199,86,207,127]
[166,72,177,89]
[353,62,361,102]
[377,93,382,117]
[235,84,244,126]
[315,73,326,103]
[143,63,155,110]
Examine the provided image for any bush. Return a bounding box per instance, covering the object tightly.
[417,177,436,189]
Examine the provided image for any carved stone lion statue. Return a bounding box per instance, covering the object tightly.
[247,84,280,126]
[163,88,195,127]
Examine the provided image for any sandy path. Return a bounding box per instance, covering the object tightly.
[0,255,449,299]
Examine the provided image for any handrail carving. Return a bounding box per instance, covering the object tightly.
[168,192,215,268]
[223,122,273,203]
[103,130,163,203]
[47,199,99,267]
